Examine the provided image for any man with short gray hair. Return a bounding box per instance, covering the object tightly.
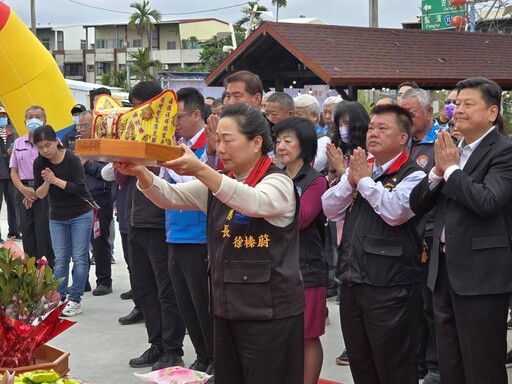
[10,105,54,265]
[264,92,294,125]
[321,96,343,135]
[294,94,330,172]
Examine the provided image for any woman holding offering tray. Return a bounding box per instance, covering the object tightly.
[115,103,305,384]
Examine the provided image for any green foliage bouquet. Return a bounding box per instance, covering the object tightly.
[0,242,74,368]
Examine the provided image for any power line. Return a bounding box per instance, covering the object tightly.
[65,0,250,16]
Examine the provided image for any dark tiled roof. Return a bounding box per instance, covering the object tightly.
[206,21,512,90]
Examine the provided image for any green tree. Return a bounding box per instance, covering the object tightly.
[502,93,512,133]
[129,48,162,81]
[100,69,128,91]
[235,2,270,35]
[181,36,200,49]
[128,1,162,50]
[271,0,287,22]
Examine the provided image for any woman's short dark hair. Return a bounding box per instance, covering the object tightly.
[33,125,63,148]
[220,104,273,154]
[274,117,318,164]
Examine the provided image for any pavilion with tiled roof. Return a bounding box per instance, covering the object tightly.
[205,21,512,100]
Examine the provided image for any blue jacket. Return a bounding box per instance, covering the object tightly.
[165,132,207,244]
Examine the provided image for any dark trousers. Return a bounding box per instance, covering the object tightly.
[433,253,509,384]
[214,314,304,384]
[0,179,20,237]
[121,231,140,308]
[16,190,55,266]
[90,195,113,287]
[417,236,439,373]
[325,220,339,297]
[168,243,213,363]
[128,226,185,352]
[340,283,418,384]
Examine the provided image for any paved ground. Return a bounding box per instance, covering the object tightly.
[3,210,512,383]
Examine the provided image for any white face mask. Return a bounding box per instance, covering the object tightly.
[25,118,43,133]
[72,116,80,125]
[339,126,350,143]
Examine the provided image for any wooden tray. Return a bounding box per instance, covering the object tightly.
[75,139,182,165]
[0,344,69,377]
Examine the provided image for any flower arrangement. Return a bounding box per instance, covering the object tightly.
[0,241,75,369]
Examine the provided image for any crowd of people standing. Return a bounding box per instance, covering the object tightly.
[2,70,512,384]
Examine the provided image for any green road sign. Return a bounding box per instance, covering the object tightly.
[421,0,467,30]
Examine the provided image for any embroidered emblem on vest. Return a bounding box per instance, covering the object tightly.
[416,155,429,168]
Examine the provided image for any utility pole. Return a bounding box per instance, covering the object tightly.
[30,0,36,35]
[369,0,378,28]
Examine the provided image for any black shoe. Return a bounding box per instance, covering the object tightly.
[506,349,512,367]
[84,281,92,292]
[111,255,116,264]
[89,256,95,265]
[120,289,133,300]
[92,285,113,296]
[189,360,209,372]
[129,345,163,368]
[151,351,184,371]
[7,233,22,241]
[118,307,144,325]
[418,365,428,380]
[423,371,441,384]
[335,349,349,365]
[205,363,214,375]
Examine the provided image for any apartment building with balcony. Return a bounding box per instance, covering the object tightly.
[36,18,232,83]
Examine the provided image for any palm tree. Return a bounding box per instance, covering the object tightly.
[128,1,162,50]
[271,0,287,22]
[129,48,162,81]
[101,69,128,91]
[235,2,270,34]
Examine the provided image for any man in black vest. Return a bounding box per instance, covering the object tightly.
[410,77,512,384]
[322,104,425,384]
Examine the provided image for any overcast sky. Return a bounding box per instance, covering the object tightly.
[2,0,422,28]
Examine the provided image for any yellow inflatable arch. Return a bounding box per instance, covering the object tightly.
[0,3,76,135]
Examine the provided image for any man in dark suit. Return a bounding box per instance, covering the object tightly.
[410,77,512,384]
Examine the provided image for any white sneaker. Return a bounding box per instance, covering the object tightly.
[62,301,82,317]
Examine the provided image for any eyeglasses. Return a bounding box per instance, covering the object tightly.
[176,111,195,120]
[445,99,456,105]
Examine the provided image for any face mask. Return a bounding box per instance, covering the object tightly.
[445,104,456,120]
[26,118,43,133]
[72,116,80,125]
[0,117,7,127]
[339,126,350,143]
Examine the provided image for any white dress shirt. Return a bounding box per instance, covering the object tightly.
[322,152,425,226]
[160,128,205,183]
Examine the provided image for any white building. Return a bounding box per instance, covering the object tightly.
[35,18,232,83]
